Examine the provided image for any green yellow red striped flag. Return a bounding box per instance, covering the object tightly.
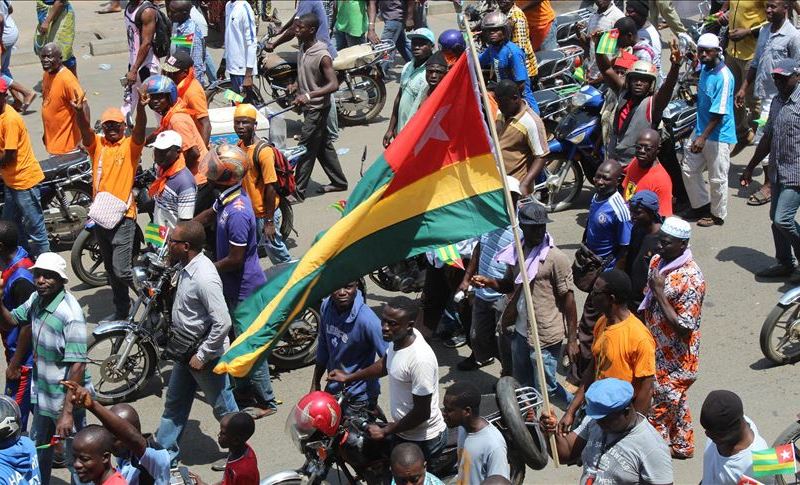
[752,444,796,477]
[144,223,167,248]
[435,244,465,270]
[596,28,619,56]
[214,53,509,377]
[171,34,193,47]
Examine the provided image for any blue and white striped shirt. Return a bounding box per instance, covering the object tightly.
[476,227,514,302]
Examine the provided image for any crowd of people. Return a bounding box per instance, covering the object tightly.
[0,0,797,484]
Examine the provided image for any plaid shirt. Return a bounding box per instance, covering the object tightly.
[171,18,207,86]
[12,290,91,418]
[507,5,538,77]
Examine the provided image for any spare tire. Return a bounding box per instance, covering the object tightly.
[495,376,549,471]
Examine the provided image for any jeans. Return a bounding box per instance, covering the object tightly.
[204,49,217,86]
[229,74,245,93]
[333,31,365,50]
[393,429,448,464]
[296,105,348,198]
[256,207,292,264]
[770,184,800,267]
[32,407,87,485]
[96,217,136,317]
[1,43,12,77]
[511,333,573,406]
[156,358,238,464]
[3,185,50,257]
[381,19,411,74]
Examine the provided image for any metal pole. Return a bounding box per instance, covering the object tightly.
[463,20,561,468]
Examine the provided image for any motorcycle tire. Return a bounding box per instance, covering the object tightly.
[270,306,321,370]
[542,158,584,213]
[71,229,108,287]
[42,181,93,210]
[508,448,527,485]
[772,421,800,485]
[335,73,386,126]
[87,329,158,405]
[760,301,800,365]
[495,376,549,471]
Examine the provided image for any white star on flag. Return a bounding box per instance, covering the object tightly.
[781,449,792,461]
[414,105,452,156]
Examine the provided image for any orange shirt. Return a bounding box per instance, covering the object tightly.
[592,313,656,383]
[238,139,279,218]
[0,105,44,190]
[180,77,209,135]
[87,134,143,219]
[517,0,556,51]
[42,67,85,155]
[168,110,209,186]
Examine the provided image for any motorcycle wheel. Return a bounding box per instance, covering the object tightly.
[541,158,584,213]
[279,197,294,241]
[71,229,108,287]
[42,181,93,210]
[335,73,386,126]
[760,301,800,365]
[496,376,549,471]
[508,449,526,485]
[270,307,321,370]
[773,421,800,485]
[87,329,157,405]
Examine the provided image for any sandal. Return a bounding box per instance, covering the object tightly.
[697,216,724,227]
[747,188,771,206]
[96,4,122,14]
[20,93,36,115]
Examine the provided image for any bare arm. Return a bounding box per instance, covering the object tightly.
[330,355,388,383]
[459,242,481,289]
[193,207,215,226]
[72,99,95,148]
[311,363,326,391]
[39,0,66,33]
[127,8,156,84]
[132,101,147,146]
[198,117,211,147]
[56,362,86,437]
[214,244,246,274]
[383,393,432,435]
[596,52,625,93]
[367,0,380,43]
[520,156,545,196]
[632,375,654,414]
[184,146,201,173]
[652,41,682,126]
[383,91,403,147]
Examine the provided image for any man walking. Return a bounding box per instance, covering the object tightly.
[682,33,737,228]
[123,0,159,114]
[0,78,49,257]
[622,128,673,216]
[743,59,800,280]
[155,221,238,464]
[737,0,800,206]
[73,99,146,322]
[167,0,206,86]
[293,12,348,200]
[40,42,84,156]
[224,0,258,95]
[149,130,197,230]
[367,0,413,71]
[641,216,706,459]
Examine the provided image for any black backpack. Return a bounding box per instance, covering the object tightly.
[135,1,172,59]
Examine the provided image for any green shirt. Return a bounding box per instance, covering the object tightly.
[334,0,368,37]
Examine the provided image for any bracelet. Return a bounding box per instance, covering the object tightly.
[305,92,312,101]
[265,218,274,224]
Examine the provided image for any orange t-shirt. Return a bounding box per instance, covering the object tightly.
[0,105,44,190]
[238,139,279,218]
[169,110,209,186]
[42,67,85,155]
[181,77,209,134]
[592,313,656,383]
[517,0,556,51]
[88,134,143,220]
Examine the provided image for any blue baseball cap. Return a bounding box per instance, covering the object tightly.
[772,58,799,77]
[629,190,660,214]
[585,378,634,419]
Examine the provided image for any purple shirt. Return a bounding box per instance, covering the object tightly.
[213,185,266,305]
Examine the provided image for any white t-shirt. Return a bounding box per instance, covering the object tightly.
[0,0,18,48]
[702,416,774,485]
[224,0,258,76]
[456,422,510,485]
[386,328,446,441]
[587,3,625,78]
[638,24,664,79]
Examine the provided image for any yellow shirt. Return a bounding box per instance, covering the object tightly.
[726,0,767,60]
[88,134,143,220]
[239,139,279,218]
[42,67,85,155]
[0,105,44,190]
[592,313,656,383]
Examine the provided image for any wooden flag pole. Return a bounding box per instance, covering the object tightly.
[462,20,561,467]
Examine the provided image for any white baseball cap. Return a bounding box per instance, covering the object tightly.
[30,252,69,282]
[661,216,692,240]
[697,33,721,51]
[148,130,183,150]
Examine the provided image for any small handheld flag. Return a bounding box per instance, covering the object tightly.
[435,244,465,270]
[224,89,245,103]
[752,444,797,477]
[329,200,347,214]
[171,34,194,47]
[145,223,167,248]
[596,29,619,56]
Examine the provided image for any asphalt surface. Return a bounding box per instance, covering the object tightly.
[3,1,798,484]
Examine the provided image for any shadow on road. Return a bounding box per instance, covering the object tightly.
[716,245,774,274]
[176,419,227,466]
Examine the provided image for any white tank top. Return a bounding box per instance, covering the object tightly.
[124,2,160,74]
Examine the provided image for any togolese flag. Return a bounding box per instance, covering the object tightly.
[752,444,797,477]
[215,54,509,376]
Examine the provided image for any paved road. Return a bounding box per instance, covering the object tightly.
[2,1,796,484]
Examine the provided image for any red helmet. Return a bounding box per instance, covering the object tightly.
[291,391,342,437]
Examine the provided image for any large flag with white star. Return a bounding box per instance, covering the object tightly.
[215,53,509,377]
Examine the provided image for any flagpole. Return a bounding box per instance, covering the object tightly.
[462,20,561,468]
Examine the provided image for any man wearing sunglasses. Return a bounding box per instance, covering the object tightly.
[622,128,673,217]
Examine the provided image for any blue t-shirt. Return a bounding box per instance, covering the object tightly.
[1,248,35,367]
[696,62,737,144]
[318,291,387,402]
[478,41,539,114]
[214,186,267,306]
[295,0,337,58]
[586,192,632,268]
[118,447,172,485]
[0,436,39,485]
[477,227,513,302]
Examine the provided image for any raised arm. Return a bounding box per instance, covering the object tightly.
[652,40,682,127]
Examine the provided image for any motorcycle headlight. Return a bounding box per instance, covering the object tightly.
[131,266,148,293]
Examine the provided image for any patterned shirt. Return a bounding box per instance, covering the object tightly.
[765,84,800,187]
[12,290,90,418]
[171,18,206,86]
[643,253,705,381]
[507,5,538,77]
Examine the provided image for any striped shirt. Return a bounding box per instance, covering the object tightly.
[764,85,800,187]
[12,290,90,419]
[496,105,549,184]
[476,227,514,302]
[153,167,197,229]
[586,192,632,268]
[171,18,206,86]
[752,20,800,100]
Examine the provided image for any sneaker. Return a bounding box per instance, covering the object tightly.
[442,333,467,348]
[457,355,495,371]
[756,264,795,278]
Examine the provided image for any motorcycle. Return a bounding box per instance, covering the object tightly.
[262,377,548,485]
[534,45,584,90]
[0,151,93,248]
[369,255,427,294]
[768,416,800,484]
[760,286,800,366]
[206,39,394,127]
[554,8,593,47]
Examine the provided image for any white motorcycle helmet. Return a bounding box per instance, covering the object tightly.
[0,395,21,442]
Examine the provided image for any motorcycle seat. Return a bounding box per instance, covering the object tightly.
[39,150,89,179]
[262,51,297,70]
[533,89,560,108]
[332,44,374,70]
[535,50,566,64]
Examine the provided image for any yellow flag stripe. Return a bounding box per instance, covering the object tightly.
[753,462,796,472]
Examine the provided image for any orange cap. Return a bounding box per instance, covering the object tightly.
[100,107,125,124]
[233,103,257,120]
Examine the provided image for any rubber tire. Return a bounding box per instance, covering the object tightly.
[773,421,800,485]
[760,302,800,365]
[71,229,108,287]
[508,449,526,485]
[495,376,549,471]
[336,73,387,126]
[543,158,584,213]
[41,181,93,210]
[269,307,321,370]
[87,329,157,405]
